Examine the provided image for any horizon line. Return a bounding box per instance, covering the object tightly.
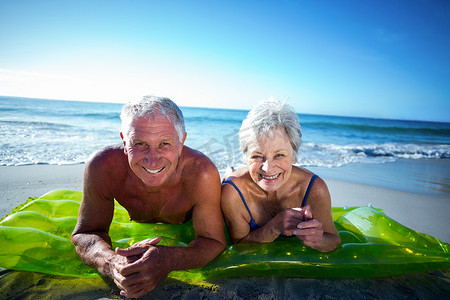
[1,94,448,124]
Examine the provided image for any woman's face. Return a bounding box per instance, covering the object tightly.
[246,128,296,192]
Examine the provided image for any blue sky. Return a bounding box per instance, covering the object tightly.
[1,0,449,122]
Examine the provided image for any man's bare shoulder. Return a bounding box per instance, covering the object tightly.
[180,146,218,173]
[84,144,129,188]
[87,144,126,168]
[179,146,220,188]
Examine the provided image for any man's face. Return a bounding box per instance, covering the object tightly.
[121,115,186,187]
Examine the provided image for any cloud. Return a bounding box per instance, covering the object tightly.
[0,68,77,99]
[0,68,61,81]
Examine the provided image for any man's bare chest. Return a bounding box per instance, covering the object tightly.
[115,192,193,224]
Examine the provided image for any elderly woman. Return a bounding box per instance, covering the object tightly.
[221,99,340,252]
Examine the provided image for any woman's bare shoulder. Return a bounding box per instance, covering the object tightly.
[223,166,249,182]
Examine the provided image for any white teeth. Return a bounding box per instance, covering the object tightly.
[144,167,164,174]
[261,173,280,180]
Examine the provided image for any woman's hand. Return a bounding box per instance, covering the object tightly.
[274,205,310,236]
[293,206,325,249]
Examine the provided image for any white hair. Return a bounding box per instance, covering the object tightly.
[239,98,302,161]
[120,95,186,142]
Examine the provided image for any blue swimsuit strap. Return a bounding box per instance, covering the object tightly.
[302,174,318,207]
[222,180,258,229]
[223,175,318,230]
[222,180,249,211]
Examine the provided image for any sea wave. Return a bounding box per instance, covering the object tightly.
[2,140,448,169]
[1,97,449,169]
[12,161,85,167]
[303,121,450,135]
[298,143,450,168]
[48,112,121,121]
[0,119,75,130]
[192,141,450,173]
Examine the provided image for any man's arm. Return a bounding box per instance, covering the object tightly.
[112,157,227,298]
[161,158,228,268]
[175,159,227,267]
[71,149,120,278]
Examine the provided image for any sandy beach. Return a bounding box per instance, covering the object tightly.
[1,162,449,242]
[0,164,85,219]
[1,161,449,299]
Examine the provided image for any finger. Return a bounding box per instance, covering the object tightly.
[129,236,162,250]
[113,266,142,286]
[293,205,309,212]
[294,227,321,236]
[117,263,140,277]
[114,280,126,294]
[302,205,313,220]
[301,238,322,249]
[296,219,320,229]
[128,236,162,248]
[293,220,323,236]
[140,236,162,246]
[113,268,127,290]
[293,227,323,238]
[120,285,147,299]
[286,208,307,222]
[116,276,156,298]
[116,245,147,257]
[116,236,162,257]
[280,221,302,236]
[114,268,142,287]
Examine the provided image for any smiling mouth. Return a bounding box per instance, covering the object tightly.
[144,167,164,174]
[261,173,280,180]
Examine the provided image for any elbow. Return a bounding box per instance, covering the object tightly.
[70,232,84,256]
[205,236,227,261]
[216,237,227,253]
[333,234,342,250]
[71,232,80,247]
[71,226,85,247]
[318,234,341,252]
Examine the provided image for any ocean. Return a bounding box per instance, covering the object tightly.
[1,96,449,196]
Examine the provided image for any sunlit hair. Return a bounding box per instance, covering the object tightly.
[239,98,302,162]
[120,95,186,142]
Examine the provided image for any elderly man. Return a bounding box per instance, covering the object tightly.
[72,96,226,298]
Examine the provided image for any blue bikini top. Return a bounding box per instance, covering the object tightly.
[223,174,318,232]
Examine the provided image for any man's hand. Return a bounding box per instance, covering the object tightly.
[111,236,171,298]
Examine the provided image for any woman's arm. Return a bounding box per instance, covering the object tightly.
[293,177,341,252]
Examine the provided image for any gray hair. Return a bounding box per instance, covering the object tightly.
[120,95,186,142]
[239,99,302,161]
